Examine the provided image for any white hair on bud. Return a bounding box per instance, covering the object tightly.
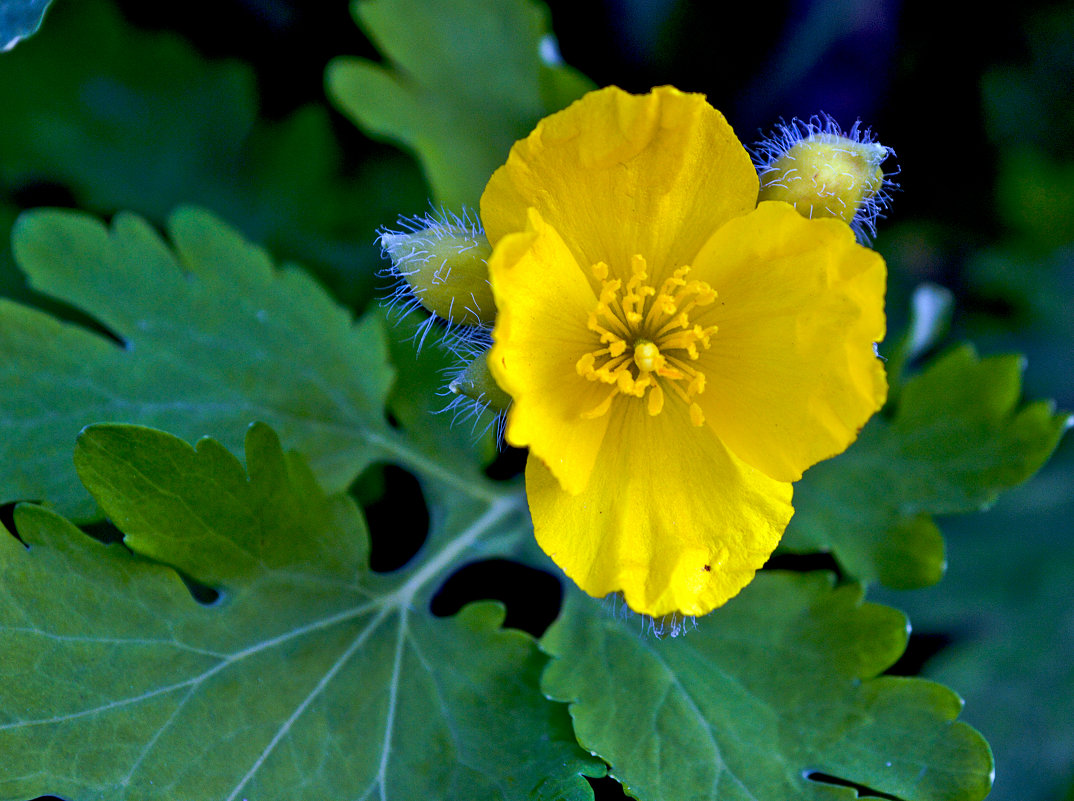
[752,112,899,241]
[435,326,508,442]
[376,206,490,350]
[602,593,699,640]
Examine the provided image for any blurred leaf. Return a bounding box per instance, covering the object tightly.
[871,440,1074,801]
[542,574,993,801]
[0,0,250,196]
[962,243,1074,406]
[994,149,1074,251]
[0,423,600,800]
[783,345,1070,588]
[0,0,51,50]
[327,0,594,209]
[965,244,1074,335]
[0,207,394,520]
[0,0,422,306]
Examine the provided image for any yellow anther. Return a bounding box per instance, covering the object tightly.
[582,389,616,419]
[694,286,717,305]
[630,254,648,278]
[689,403,705,427]
[647,384,664,416]
[576,352,596,377]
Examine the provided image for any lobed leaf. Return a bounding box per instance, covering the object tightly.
[542,576,994,801]
[0,206,394,520]
[327,0,594,209]
[871,444,1074,801]
[783,344,1070,588]
[0,423,599,800]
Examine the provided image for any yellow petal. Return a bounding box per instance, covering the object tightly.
[488,208,612,495]
[691,201,887,482]
[526,399,794,617]
[480,85,758,285]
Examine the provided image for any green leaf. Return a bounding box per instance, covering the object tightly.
[0,206,394,520]
[783,345,1071,589]
[0,423,600,800]
[542,575,994,801]
[871,440,1074,801]
[0,0,51,51]
[327,0,595,209]
[0,0,424,305]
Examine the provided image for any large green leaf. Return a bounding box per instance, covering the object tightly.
[0,0,423,305]
[872,440,1074,801]
[783,345,1070,589]
[542,576,994,801]
[0,207,394,520]
[0,423,600,800]
[327,0,594,209]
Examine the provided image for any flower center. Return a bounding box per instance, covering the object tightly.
[575,254,717,426]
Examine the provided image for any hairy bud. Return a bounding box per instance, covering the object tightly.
[379,209,496,328]
[754,114,896,240]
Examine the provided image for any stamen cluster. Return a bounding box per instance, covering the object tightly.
[575,255,716,425]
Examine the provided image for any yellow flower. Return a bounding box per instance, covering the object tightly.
[481,86,887,617]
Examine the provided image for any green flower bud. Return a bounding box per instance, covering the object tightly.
[448,345,512,413]
[380,210,496,327]
[754,115,896,240]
